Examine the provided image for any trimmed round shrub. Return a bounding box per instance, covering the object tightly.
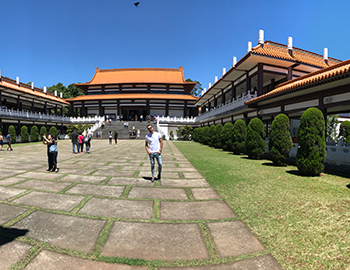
[339,120,350,143]
[211,124,223,148]
[49,126,58,139]
[40,126,47,140]
[192,127,200,142]
[245,118,266,159]
[208,125,216,147]
[221,122,234,151]
[8,125,16,144]
[202,126,210,145]
[20,126,29,143]
[232,119,247,155]
[269,114,293,166]
[296,107,326,176]
[30,126,39,142]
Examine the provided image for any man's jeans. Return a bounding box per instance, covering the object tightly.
[149,152,162,177]
[72,142,79,152]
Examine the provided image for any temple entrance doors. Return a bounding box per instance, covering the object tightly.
[121,108,147,121]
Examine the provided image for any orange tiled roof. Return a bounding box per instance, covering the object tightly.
[0,77,69,105]
[76,67,195,86]
[65,93,199,102]
[251,41,341,68]
[246,58,350,105]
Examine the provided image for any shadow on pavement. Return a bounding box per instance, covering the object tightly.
[0,226,29,247]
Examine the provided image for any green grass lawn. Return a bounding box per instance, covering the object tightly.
[174,141,350,270]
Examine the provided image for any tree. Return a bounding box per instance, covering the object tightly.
[245,118,266,159]
[221,122,234,151]
[169,130,174,140]
[211,124,223,148]
[40,126,47,140]
[30,126,39,142]
[20,126,29,143]
[8,125,16,144]
[296,107,326,176]
[232,120,247,155]
[339,120,350,143]
[176,125,193,140]
[49,126,58,139]
[186,78,203,97]
[202,126,210,145]
[326,115,339,142]
[208,125,216,147]
[269,114,293,166]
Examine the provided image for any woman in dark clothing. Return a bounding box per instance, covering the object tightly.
[43,134,59,172]
[114,131,118,144]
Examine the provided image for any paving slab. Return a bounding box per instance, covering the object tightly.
[12,211,106,252]
[24,250,147,270]
[207,221,265,257]
[0,169,26,178]
[78,198,153,219]
[58,174,107,184]
[107,177,155,186]
[0,177,26,186]
[138,172,180,178]
[183,172,205,179]
[56,169,96,175]
[158,255,283,270]
[191,188,221,200]
[65,184,125,197]
[0,186,28,201]
[101,222,209,260]
[0,239,32,270]
[160,201,236,220]
[0,203,28,225]
[92,170,135,177]
[2,163,42,170]
[12,191,85,212]
[161,179,210,187]
[128,187,188,200]
[17,172,60,180]
[14,180,71,192]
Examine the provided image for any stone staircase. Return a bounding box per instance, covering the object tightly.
[96,121,150,140]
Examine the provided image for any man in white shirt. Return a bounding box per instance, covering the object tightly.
[145,124,163,182]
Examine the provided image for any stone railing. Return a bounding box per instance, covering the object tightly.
[157,115,196,124]
[0,108,104,124]
[195,91,258,123]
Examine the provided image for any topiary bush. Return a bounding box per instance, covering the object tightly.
[8,125,16,144]
[196,127,204,143]
[169,130,174,140]
[296,107,326,176]
[245,118,266,159]
[192,127,200,142]
[221,122,234,151]
[30,126,39,142]
[269,114,293,166]
[40,126,47,140]
[339,120,350,143]
[49,126,58,139]
[20,126,29,143]
[232,119,247,155]
[211,124,223,148]
[202,126,210,145]
[208,125,216,147]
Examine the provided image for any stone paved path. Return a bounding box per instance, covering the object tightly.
[0,140,283,269]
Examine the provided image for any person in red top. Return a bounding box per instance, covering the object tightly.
[78,133,84,153]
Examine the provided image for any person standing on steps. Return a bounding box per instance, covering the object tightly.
[145,124,163,182]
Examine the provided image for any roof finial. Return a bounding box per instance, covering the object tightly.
[258,30,264,45]
[232,56,237,66]
[247,42,252,53]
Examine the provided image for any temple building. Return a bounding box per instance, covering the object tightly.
[0,75,70,134]
[67,67,199,120]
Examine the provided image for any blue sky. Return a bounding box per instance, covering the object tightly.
[1,0,350,91]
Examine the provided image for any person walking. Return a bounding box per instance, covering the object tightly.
[0,133,3,151]
[145,124,163,182]
[71,129,79,154]
[6,132,13,151]
[78,133,84,153]
[114,131,118,144]
[108,131,113,144]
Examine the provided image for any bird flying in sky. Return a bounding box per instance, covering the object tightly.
[134,2,140,7]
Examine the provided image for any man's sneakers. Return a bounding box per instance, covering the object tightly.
[157,174,161,181]
[151,177,155,183]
